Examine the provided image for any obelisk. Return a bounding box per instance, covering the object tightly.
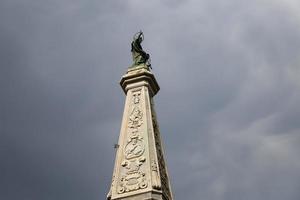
[107,32,173,200]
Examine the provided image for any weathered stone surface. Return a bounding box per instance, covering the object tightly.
[107,67,173,200]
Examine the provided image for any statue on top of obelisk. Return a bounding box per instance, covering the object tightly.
[131,31,151,69]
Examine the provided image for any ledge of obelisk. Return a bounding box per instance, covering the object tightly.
[120,65,160,96]
[113,190,164,200]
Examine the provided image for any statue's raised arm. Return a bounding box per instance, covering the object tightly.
[131,31,151,68]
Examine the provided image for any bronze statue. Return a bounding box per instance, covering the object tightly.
[131,31,151,68]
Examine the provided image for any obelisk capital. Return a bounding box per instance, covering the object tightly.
[120,65,160,97]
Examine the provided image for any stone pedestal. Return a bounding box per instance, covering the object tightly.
[107,65,173,200]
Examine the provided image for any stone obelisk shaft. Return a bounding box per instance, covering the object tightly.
[107,65,173,200]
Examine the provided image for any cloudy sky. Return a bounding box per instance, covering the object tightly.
[1,0,300,199]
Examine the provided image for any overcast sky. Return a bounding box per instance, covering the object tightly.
[1,0,300,200]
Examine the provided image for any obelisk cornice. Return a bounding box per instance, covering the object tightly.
[120,65,160,97]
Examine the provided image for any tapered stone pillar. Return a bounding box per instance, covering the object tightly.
[107,64,173,200]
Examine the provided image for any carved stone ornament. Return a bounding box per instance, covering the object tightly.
[118,171,148,193]
[118,157,147,193]
[132,91,141,104]
[124,137,145,159]
[128,90,143,138]
[151,160,161,190]
[128,106,143,129]
[117,89,149,194]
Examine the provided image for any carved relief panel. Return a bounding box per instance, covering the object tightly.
[117,89,148,194]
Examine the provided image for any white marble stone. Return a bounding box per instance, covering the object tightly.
[107,65,173,200]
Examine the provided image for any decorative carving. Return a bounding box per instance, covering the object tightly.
[151,160,161,189]
[128,90,143,137]
[121,157,146,174]
[125,137,145,159]
[132,91,141,104]
[128,106,143,130]
[117,89,148,194]
[118,156,147,193]
[118,169,148,193]
[118,177,126,194]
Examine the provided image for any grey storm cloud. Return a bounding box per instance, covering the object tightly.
[1,0,300,200]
